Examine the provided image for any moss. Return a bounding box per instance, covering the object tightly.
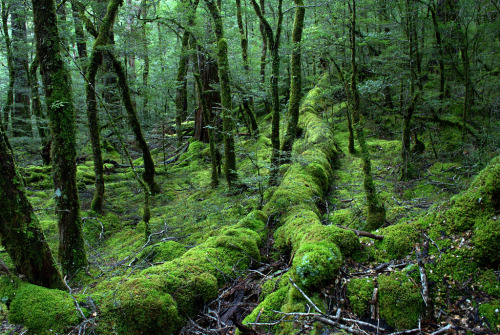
[300,225,360,257]
[473,218,500,266]
[9,283,81,334]
[475,270,500,298]
[375,223,420,260]
[242,286,288,326]
[149,240,186,263]
[347,278,375,316]
[261,272,291,298]
[292,242,342,289]
[99,277,182,334]
[444,155,499,232]
[378,271,423,330]
[478,301,500,332]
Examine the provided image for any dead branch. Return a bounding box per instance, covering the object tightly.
[337,225,384,241]
[430,324,453,335]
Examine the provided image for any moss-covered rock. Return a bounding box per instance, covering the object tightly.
[347,277,375,316]
[8,283,81,334]
[378,271,423,330]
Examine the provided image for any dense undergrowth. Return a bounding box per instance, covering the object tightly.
[1,75,499,334]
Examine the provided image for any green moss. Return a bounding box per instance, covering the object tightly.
[261,272,291,298]
[475,270,500,298]
[149,240,186,263]
[99,277,182,334]
[378,272,423,330]
[9,283,81,334]
[242,286,288,326]
[444,155,499,232]
[375,223,421,260]
[292,242,342,288]
[347,278,375,316]
[300,225,360,257]
[473,218,500,266]
[478,301,500,332]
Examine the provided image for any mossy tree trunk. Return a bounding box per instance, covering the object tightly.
[204,0,238,187]
[258,0,267,85]
[251,0,283,186]
[11,1,31,138]
[349,0,385,231]
[70,0,88,70]
[1,0,14,130]
[280,0,305,163]
[0,130,65,290]
[141,0,150,122]
[32,0,87,274]
[236,0,258,136]
[29,57,50,161]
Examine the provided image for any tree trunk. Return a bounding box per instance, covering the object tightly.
[349,0,385,231]
[175,30,191,146]
[1,1,14,130]
[0,130,65,290]
[71,0,88,71]
[251,0,283,185]
[204,0,238,187]
[29,57,50,163]
[280,0,305,162]
[11,2,31,138]
[32,0,87,275]
[258,0,267,85]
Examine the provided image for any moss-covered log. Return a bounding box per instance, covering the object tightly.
[32,0,87,274]
[0,131,65,290]
[93,211,267,334]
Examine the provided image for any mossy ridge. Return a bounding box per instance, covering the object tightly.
[92,210,267,334]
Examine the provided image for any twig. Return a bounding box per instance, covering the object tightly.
[63,276,87,320]
[288,278,325,315]
[313,315,366,335]
[387,328,420,334]
[430,324,453,335]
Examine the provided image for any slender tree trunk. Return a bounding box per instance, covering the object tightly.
[0,130,65,290]
[1,1,14,130]
[29,57,50,161]
[71,1,88,71]
[175,30,191,146]
[141,1,150,122]
[204,0,238,186]
[350,0,385,231]
[11,2,31,137]
[251,0,282,185]
[32,0,87,275]
[236,0,259,135]
[258,0,267,85]
[430,3,445,101]
[281,0,305,162]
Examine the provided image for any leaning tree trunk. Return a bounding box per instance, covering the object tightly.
[32,0,87,275]
[0,130,65,290]
[280,0,305,163]
[204,0,238,187]
[350,0,385,231]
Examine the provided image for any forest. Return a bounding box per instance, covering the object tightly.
[0,0,499,333]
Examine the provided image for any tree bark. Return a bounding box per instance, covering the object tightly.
[204,0,238,187]
[29,57,50,163]
[32,0,87,274]
[349,0,385,231]
[1,1,14,130]
[11,1,31,137]
[280,0,305,162]
[0,130,65,290]
[251,0,283,185]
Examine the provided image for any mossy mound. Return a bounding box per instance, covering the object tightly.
[473,218,500,266]
[99,277,181,334]
[292,242,342,288]
[8,283,81,334]
[443,155,499,232]
[378,271,423,330]
[375,223,421,260]
[478,300,500,332]
[347,277,375,316]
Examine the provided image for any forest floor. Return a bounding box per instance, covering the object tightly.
[1,91,499,334]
